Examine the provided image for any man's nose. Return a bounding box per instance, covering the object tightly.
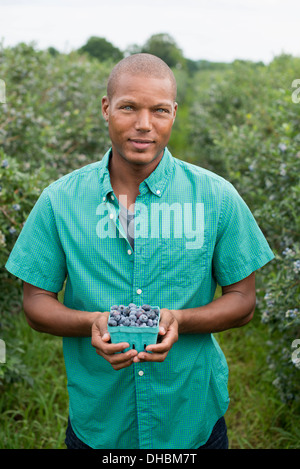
[135,110,152,131]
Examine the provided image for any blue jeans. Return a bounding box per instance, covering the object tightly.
[198,416,228,449]
[65,416,228,450]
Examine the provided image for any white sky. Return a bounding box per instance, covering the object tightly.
[1,0,300,63]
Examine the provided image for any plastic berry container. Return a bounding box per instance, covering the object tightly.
[107,305,160,353]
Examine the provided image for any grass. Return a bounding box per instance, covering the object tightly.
[0,309,299,449]
[215,315,300,449]
[0,313,68,449]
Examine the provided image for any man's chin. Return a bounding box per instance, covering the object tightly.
[124,150,163,166]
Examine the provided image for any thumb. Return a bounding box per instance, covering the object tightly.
[158,308,173,335]
[93,311,110,341]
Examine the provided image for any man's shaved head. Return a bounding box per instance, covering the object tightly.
[106,53,177,101]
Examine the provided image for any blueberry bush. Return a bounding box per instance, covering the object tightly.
[0,42,110,176]
[0,151,47,385]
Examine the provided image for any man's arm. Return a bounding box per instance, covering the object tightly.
[23,282,102,337]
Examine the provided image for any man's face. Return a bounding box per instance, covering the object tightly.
[102,73,177,167]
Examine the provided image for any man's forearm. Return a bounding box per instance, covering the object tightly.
[172,290,256,334]
[23,289,101,337]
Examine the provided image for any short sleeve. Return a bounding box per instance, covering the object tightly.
[213,181,274,286]
[5,189,67,292]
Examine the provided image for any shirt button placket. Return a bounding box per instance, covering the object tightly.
[132,198,152,448]
[132,200,146,305]
[134,363,153,449]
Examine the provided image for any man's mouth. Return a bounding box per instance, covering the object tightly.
[129,139,154,150]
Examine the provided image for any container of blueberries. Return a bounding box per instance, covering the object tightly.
[107,303,160,352]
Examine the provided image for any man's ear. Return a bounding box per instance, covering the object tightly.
[173,102,178,124]
[102,96,109,122]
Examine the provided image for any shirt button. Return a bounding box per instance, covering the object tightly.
[102,196,106,201]
[136,288,142,295]
[156,189,161,195]
[109,213,114,219]
[138,370,144,376]
[111,195,114,200]
[127,249,132,255]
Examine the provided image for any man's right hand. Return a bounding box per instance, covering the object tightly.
[91,312,138,370]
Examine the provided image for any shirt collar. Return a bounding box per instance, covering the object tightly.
[98,148,114,199]
[98,147,174,199]
[143,147,174,197]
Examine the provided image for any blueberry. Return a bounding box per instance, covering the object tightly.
[142,304,151,311]
[108,319,117,327]
[139,314,148,323]
[129,314,137,321]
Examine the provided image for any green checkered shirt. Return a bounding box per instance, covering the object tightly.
[6,148,274,449]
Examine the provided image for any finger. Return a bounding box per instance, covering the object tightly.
[91,322,130,354]
[158,310,178,339]
[105,348,138,368]
[95,339,131,356]
[141,332,177,361]
[95,312,110,339]
[146,341,170,353]
[136,349,167,363]
[137,338,172,361]
[111,356,136,370]
[152,328,178,351]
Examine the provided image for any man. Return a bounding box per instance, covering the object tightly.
[5,53,274,449]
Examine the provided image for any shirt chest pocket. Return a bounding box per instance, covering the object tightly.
[160,232,208,287]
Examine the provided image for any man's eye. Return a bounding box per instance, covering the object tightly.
[156,108,169,113]
[121,105,133,111]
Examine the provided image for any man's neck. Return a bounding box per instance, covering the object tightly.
[108,151,163,210]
